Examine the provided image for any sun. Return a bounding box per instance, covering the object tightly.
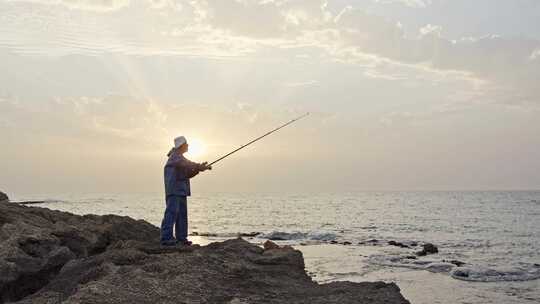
[185,137,207,160]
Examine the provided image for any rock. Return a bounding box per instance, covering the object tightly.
[388,241,410,248]
[358,239,379,245]
[425,262,455,273]
[452,268,470,278]
[423,243,438,254]
[193,232,218,237]
[444,259,466,267]
[14,201,47,205]
[342,241,352,245]
[416,243,438,256]
[0,203,410,304]
[263,240,281,250]
[238,232,260,237]
[0,203,159,303]
[0,191,8,203]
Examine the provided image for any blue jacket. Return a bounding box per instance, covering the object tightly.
[164,151,202,197]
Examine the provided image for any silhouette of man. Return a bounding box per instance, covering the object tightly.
[160,136,211,246]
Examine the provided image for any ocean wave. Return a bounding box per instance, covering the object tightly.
[190,232,260,238]
[16,199,70,205]
[259,231,337,242]
[451,265,540,282]
[369,254,540,282]
[368,254,444,271]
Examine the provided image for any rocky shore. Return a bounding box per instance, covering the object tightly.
[0,191,8,203]
[0,201,410,304]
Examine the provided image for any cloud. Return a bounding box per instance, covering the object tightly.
[6,0,131,11]
[0,95,305,154]
[530,48,540,60]
[1,0,539,107]
[373,0,433,8]
[284,80,319,87]
[419,24,442,37]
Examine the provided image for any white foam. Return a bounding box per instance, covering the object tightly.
[451,265,540,282]
[259,231,337,242]
[369,254,540,282]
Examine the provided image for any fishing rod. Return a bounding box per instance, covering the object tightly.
[209,112,310,166]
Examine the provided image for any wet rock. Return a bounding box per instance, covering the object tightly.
[423,243,438,254]
[239,232,260,237]
[452,268,469,278]
[0,191,8,203]
[358,239,379,246]
[425,262,454,273]
[263,231,305,241]
[416,243,438,256]
[388,241,410,248]
[14,201,46,205]
[0,203,410,304]
[445,260,466,267]
[192,232,218,237]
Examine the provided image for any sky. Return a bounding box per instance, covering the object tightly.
[1,0,539,195]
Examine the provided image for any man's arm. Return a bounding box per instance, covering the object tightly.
[173,157,211,178]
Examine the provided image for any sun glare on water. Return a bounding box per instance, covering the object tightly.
[185,138,207,160]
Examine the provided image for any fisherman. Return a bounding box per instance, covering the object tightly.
[160,136,212,246]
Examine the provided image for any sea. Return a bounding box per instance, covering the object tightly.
[11,191,540,304]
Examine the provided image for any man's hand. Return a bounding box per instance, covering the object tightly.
[200,162,212,171]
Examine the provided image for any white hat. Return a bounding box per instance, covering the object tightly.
[174,136,187,148]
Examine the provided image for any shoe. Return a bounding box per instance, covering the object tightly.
[176,239,193,246]
[160,239,178,247]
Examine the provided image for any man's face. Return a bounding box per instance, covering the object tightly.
[179,143,189,154]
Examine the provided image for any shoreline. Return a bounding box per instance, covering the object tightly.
[3,192,539,303]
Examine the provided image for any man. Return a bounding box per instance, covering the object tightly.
[161,136,211,246]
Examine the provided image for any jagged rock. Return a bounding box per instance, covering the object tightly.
[0,203,159,303]
[263,240,281,250]
[0,191,8,203]
[0,203,410,304]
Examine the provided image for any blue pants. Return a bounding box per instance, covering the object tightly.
[160,195,188,243]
